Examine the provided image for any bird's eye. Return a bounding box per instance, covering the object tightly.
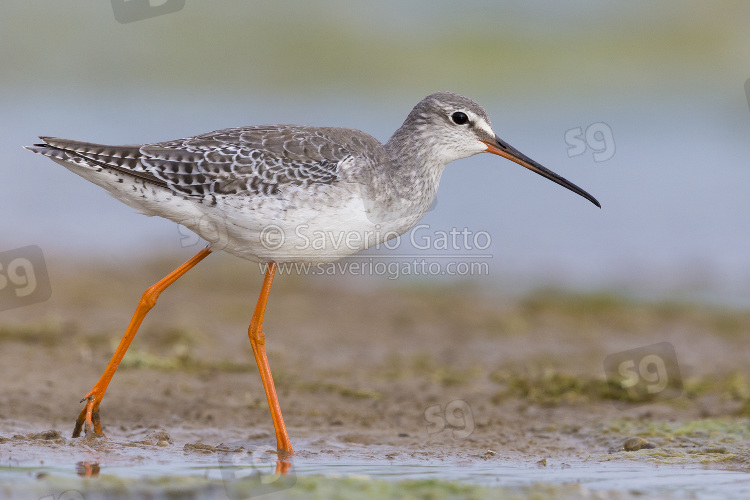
[451,112,469,125]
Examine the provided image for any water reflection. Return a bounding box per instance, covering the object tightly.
[76,461,100,477]
[218,443,297,498]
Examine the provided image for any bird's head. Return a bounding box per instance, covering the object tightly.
[400,91,600,208]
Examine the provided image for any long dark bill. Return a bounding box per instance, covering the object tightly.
[482,136,601,208]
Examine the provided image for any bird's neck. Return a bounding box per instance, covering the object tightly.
[384,124,446,197]
[365,125,446,228]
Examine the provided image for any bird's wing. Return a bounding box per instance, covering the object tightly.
[26,138,167,187]
[140,125,381,197]
[31,126,386,198]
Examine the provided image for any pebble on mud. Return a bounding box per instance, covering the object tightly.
[184,442,229,453]
[623,437,655,452]
[141,430,173,446]
[29,430,62,440]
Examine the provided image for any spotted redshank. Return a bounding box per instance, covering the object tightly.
[26,91,599,456]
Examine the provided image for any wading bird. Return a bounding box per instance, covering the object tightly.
[27,92,599,458]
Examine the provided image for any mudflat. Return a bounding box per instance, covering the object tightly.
[2,253,750,498]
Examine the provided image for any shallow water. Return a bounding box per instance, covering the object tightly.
[4,442,750,499]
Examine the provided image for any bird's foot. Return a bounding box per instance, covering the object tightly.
[72,390,105,438]
[275,457,293,475]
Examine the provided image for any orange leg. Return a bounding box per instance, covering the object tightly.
[72,248,212,437]
[248,262,294,456]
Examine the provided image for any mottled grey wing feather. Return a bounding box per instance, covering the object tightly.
[34,137,169,188]
[35,126,387,199]
[140,126,369,197]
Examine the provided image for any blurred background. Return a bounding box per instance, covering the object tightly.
[3,0,750,304]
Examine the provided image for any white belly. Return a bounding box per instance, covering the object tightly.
[181,183,424,264]
[52,157,429,264]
